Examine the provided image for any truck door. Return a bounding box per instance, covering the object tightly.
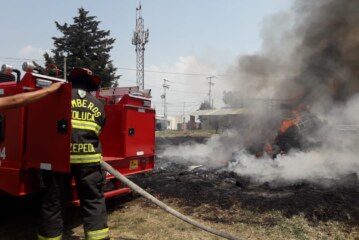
[123,105,155,157]
[25,84,72,172]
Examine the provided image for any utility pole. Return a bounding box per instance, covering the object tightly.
[132,3,149,90]
[207,76,215,108]
[182,102,186,131]
[63,56,67,80]
[161,79,170,120]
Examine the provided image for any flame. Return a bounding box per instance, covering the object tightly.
[279,120,296,134]
[279,110,301,134]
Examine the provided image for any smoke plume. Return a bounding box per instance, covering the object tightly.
[160,0,359,186]
[228,0,359,109]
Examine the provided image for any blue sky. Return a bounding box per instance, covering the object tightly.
[0,0,293,117]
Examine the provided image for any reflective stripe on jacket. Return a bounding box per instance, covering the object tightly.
[71,88,106,164]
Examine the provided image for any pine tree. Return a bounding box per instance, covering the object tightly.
[44,7,120,87]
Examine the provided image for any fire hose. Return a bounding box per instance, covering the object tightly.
[100,161,243,240]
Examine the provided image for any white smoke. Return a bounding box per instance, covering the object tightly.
[159,130,243,169]
[159,96,359,186]
[229,149,359,185]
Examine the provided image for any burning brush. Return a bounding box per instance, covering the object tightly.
[247,102,324,159]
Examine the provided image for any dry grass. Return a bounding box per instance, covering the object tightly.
[113,199,358,240]
[66,196,359,240]
[155,129,216,138]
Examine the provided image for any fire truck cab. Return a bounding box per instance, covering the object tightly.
[0,63,155,204]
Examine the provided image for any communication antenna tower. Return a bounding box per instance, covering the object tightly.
[132,3,149,90]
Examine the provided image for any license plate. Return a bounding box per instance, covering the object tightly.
[129,159,138,170]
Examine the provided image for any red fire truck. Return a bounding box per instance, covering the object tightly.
[0,63,155,204]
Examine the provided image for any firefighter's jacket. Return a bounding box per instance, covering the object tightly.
[70,88,106,164]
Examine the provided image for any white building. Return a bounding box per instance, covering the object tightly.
[156,115,184,130]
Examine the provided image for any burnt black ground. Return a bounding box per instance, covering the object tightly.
[131,136,359,228]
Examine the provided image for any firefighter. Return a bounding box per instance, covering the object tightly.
[0,82,63,110]
[38,68,109,240]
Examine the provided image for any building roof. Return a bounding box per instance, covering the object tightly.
[189,108,250,116]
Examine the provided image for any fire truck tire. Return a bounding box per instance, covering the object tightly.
[101,161,243,240]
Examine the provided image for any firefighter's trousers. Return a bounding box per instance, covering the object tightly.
[38,164,109,240]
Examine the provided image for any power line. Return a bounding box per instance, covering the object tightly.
[0,56,294,81]
[153,101,200,104]
[167,102,200,105]
[0,58,220,78]
[167,104,200,109]
[0,56,209,76]
[164,88,205,94]
[0,57,240,80]
[163,80,205,86]
[0,57,45,62]
[117,66,224,77]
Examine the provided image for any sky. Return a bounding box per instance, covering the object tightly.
[0,0,294,118]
